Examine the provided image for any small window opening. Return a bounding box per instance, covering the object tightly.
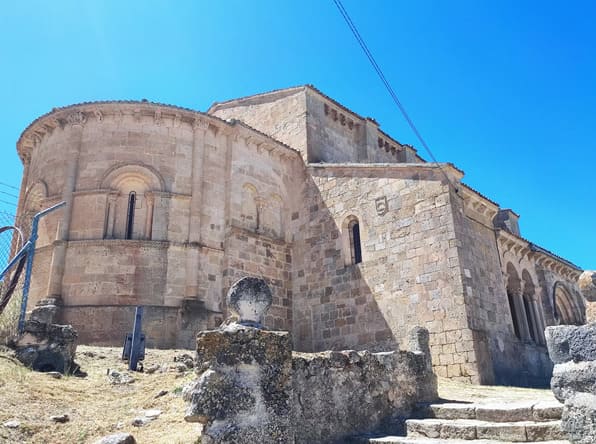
[125,191,136,240]
[507,291,521,339]
[523,297,536,342]
[349,220,362,264]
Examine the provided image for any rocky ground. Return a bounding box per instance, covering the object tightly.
[0,345,561,444]
[0,345,201,444]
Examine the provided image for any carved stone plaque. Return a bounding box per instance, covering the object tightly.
[375,196,388,216]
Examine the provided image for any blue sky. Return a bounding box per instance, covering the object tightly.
[0,0,594,269]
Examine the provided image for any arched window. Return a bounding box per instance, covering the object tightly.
[349,219,362,264]
[125,192,136,240]
[342,216,363,266]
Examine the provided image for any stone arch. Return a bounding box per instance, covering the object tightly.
[553,282,584,325]
[101,163,164,240]
[100,163,165,192]
[342,215,362,266]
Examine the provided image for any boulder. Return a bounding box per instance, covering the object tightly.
[93,433,136,444]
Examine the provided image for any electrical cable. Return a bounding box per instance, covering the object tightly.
[331,0,458,191]
[0,190,18,199]
[0,181,19,191]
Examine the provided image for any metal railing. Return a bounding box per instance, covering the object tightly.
[0,202,65,335]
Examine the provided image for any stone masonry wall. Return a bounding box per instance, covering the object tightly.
[290,164,480,381]
[225,228,293,331]
[450,192,555,386]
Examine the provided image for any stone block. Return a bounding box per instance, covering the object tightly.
[545,324,596,364]
[551,360,596,403]
[561,392,596,444]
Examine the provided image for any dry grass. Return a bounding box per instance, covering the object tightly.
[0,289,21,344]
[0,345,202,444]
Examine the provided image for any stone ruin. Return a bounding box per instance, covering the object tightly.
[13,298,78,374]
[184,276,437,443]
[546,270,596,443]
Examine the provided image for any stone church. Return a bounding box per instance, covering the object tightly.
[15,85,584,386]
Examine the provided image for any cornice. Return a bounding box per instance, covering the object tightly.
[16,100,300,164]
[497,229,582,279]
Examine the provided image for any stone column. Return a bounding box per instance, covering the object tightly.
[144,191,155,240]
[512,290,532,341]
[184,118,208,299]
[184,278,293,443]
[104,193,118,239]
[47,111,85,299]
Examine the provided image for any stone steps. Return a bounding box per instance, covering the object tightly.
[368,438,570,444]
[406,418,566,442]
[357,401,569,443]
[417,402,564,423]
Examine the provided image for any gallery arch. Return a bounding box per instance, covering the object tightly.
[553,282,584,325]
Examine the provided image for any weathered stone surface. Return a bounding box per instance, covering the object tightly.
[546,324,596,364]
[525,421,567,441]
[407,327,438,402]
[579,271,596,302]
[226,276,272,328]
[551,360,596,403]
[185,325,293,444]
[293,346,436,443]
[475,403,533,422]
[561,393,596,444]
[93,433,136,444]
[14,320,78,373]
[475,422,527,441]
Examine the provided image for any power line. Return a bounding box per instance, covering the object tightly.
[0,181,19,191]
[0,199,16,207]
[331,0,458,191]
[0,190,18,199]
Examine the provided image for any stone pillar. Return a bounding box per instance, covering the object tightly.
[104,193,118,239]
[184,277,294,444]
[144,191,154,240]
[47,111,85,299]
[184,118,208,299]
[408,326,438,402]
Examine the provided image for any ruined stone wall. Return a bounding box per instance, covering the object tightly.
[290,164,478,380]
[292,348,435,443]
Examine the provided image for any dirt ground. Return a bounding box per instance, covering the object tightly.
[0,345,201,444]
[0,344,559,444]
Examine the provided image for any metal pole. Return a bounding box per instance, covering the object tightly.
[18,201,66,334]
[129,306,144,371]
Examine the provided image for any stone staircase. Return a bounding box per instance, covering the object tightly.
[364,401,570,443]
